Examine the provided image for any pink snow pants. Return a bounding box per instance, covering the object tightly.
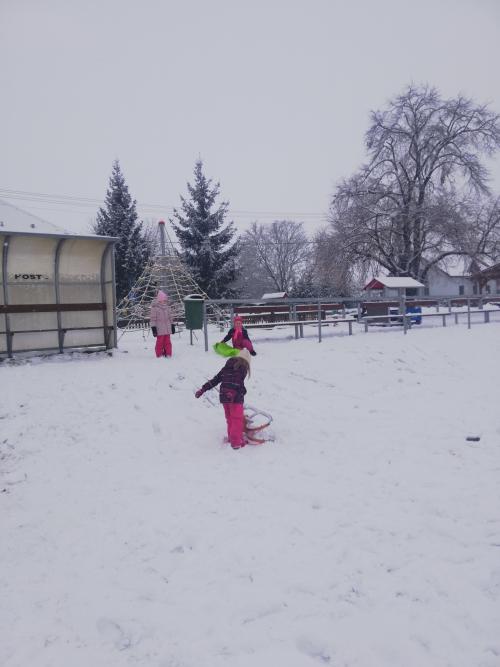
[223,403,245,447]
[155,334,172,357]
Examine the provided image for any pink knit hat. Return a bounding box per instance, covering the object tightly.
[234,315,243,326]
[157,290,167,302]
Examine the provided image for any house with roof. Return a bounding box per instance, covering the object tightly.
[425,256,500,296]
[363,276,425,320]
[474,261,500,294]
[364,276,425,298]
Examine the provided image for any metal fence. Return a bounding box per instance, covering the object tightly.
[198,295,500,350]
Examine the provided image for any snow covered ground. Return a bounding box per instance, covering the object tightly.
[1,321,500,667]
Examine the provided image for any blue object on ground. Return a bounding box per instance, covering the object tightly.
[406,305,422,324]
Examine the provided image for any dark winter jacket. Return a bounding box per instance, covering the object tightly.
[201,357,248,404]
[222,327,254,352]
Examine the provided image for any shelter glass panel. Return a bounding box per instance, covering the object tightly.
[11,330,59,353]
[58,238,105,289]
[0,233,4,306]
[58,239,105,316]
[64,328,105,347]
[102,248,115,345]
[60,309,103,330]
[0,235,5,348]
[6,236,58,306]
[58,282,102,303]
[9,311,58,333]
[105,281,114,335]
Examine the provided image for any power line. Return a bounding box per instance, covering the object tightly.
[0,190,334,246]
[0,187,328,221]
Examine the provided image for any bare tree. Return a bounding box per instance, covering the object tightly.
[312,228,359,295]
[233,237,276,298]
[242,220,311,292]
[329,85,500,280]
[457,195,500,261]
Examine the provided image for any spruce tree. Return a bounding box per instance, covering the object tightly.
[171,160,240,297]
[94,160,150,301]
[290,268,319,298]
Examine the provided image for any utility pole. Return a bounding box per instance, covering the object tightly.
[158,220,167,294]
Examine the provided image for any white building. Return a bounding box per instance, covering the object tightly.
[425,257,500,297]
[475,261,500,296]
[364,276,425,298]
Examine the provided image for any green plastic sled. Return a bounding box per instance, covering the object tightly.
[213,341,239,357]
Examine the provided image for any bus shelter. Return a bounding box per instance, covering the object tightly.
[1,230,117,358]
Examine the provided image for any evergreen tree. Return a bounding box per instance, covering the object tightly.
[171,160,240,297]
[290,268,319,298]
[94,160,150,301]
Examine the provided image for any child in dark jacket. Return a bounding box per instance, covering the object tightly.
[195,348,251,449]
[220,315,256,355]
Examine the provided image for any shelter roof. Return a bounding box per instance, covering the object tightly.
[0,199,116,242]
[0,199,71,234]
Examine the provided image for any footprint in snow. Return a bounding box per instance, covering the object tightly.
[296,636,332,663]
[96,617,131,651]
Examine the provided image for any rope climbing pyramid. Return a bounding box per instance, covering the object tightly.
[116,221,226,332]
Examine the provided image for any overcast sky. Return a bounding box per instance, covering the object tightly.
[1,0,500,236]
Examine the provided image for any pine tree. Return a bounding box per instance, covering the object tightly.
[290,268,319,298]
[94,160,150,301]
[171,160,240,297]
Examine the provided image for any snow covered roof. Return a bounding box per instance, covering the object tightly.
[427,255,495,278]
[365,276,424,290]
[438,256,472,277]
[0,199,72,235]
[262,292,288,299]
[477,261,500,280]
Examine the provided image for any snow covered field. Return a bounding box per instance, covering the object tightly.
[1,322,500,667]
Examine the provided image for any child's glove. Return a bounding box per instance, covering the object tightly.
[151,326,158,337]
[250,350,257,356]
[195,389,204,398]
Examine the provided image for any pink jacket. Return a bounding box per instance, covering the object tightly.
[150,299,173,335]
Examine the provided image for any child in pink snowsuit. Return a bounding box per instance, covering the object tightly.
[195,348,251,449]
[220,315,256,356]
[150,290,174,358]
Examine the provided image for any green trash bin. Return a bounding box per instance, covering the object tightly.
[184,294,205,330]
